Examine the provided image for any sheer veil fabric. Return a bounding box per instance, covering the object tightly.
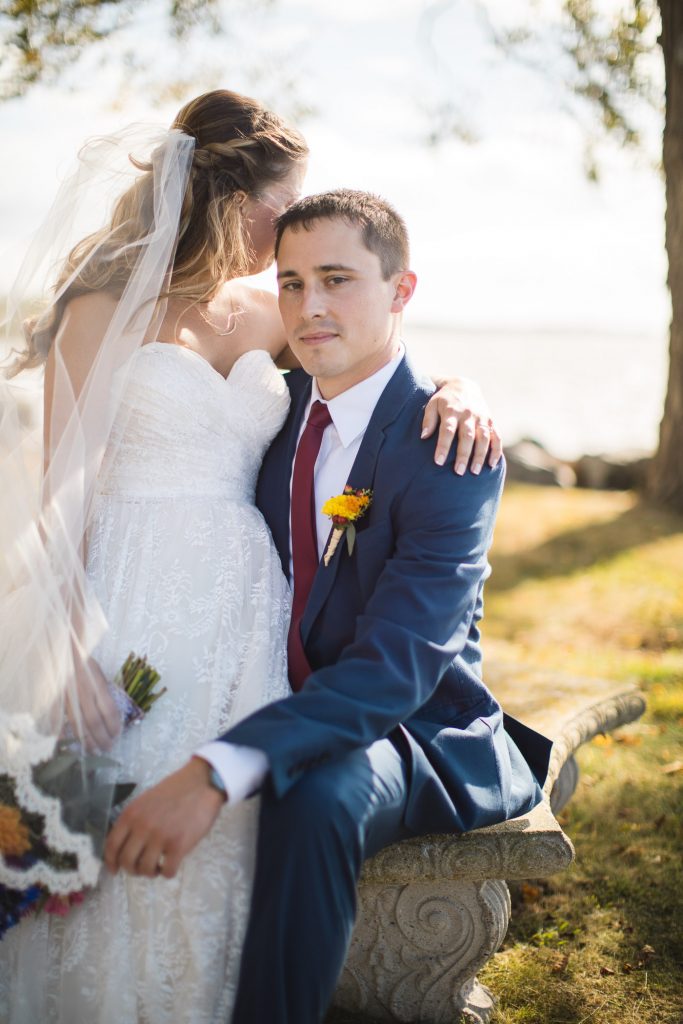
[0,126,196,892]
[0,121,295,1023]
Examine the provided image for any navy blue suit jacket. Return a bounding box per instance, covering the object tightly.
[220,356,552,834]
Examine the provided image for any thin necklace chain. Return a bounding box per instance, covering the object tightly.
[197,295,241,337]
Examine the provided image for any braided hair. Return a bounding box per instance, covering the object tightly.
[21,89,307,369]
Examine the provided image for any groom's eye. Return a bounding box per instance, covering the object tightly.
[327,276,348,286]
[280,281,302,292]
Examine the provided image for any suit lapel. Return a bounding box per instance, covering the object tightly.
[268,375,312,580]
[301,356,422,644]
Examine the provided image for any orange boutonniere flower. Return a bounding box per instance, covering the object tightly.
[321,486,373,566]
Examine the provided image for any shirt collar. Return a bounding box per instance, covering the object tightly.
[309,343,405,449]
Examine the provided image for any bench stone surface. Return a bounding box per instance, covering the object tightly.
[331,660,646,1023]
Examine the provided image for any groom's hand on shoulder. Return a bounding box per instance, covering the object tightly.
[104,757,226,879]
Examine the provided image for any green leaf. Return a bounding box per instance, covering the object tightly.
[346,523,357,556]
[33,752,80,785]
[83,754,120,771]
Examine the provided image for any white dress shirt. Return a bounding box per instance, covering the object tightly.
[196,346,405,804]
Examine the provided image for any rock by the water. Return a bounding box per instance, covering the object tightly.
[572,451,651,491]
[506,438,576,488]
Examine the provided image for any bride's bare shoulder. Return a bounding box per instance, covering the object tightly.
[228,284,287,357]
[55,291,119,352]
[50,292,118,360]
[63,290,119,322]
[45,291,120,400]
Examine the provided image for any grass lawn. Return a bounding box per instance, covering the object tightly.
[479,484,683,1024]
[328,483,683,1024]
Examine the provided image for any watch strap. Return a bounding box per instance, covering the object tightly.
[208,765,228,802]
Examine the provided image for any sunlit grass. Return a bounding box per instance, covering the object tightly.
[484,486,683,680]
[480,484,683,1024]
[330,483,683,1024]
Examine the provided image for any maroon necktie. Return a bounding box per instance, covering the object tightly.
[287,400,333,691]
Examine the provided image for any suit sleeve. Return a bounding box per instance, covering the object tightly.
[220,456,505,798]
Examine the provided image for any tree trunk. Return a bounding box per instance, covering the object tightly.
[649,1,683,510]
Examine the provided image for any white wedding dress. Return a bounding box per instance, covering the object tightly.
[0,344,293,1024]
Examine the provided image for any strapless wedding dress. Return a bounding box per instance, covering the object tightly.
[0,344,292,1024]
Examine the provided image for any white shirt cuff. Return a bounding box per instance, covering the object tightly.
[195,741,269,806]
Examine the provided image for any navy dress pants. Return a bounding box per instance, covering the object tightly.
[231,738,412,1024]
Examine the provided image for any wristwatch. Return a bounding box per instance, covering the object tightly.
[208,766,228,803]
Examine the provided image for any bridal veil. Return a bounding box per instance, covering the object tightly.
[0,125,195,892]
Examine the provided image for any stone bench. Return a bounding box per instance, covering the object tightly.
[331,663,646,1023]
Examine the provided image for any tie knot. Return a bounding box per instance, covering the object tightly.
[307,400,332,432]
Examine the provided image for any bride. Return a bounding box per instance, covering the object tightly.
[0,90,498,1023]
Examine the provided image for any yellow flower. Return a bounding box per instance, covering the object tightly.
[321,487,373,565]
[322,491,372,524]
[0,804,31,857]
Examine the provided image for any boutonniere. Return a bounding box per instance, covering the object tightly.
[321,487,373,566]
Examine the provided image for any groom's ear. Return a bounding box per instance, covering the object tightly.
[390,270,417,313]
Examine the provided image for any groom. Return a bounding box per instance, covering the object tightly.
[105,189,552,1023]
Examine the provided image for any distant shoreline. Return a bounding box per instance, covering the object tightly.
[405,322,665,342]
[2,327,667,462]
[403,325,666,461]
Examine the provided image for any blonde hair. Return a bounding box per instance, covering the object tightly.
[19,89,308,371]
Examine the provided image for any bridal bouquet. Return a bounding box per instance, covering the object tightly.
[107,653,167,726]
[0,654,165,938]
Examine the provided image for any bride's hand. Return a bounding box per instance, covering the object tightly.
[422,376,502,475]
[66,656,122,752]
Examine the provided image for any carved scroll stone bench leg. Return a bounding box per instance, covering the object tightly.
[549,754,579,815]
[333,877,511,1023]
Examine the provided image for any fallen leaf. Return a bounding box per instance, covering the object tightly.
[592,734,613,747]
[615,734,641,747]
[600,966,616,977]
[639,944,656,960]
[661,760,683,775]
[520,883,542,904]
[622,962,634,974]
[551,953,570,974]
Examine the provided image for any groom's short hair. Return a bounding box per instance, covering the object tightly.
[274,189,409,280]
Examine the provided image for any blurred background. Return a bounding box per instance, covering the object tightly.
[0,0,668,461]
